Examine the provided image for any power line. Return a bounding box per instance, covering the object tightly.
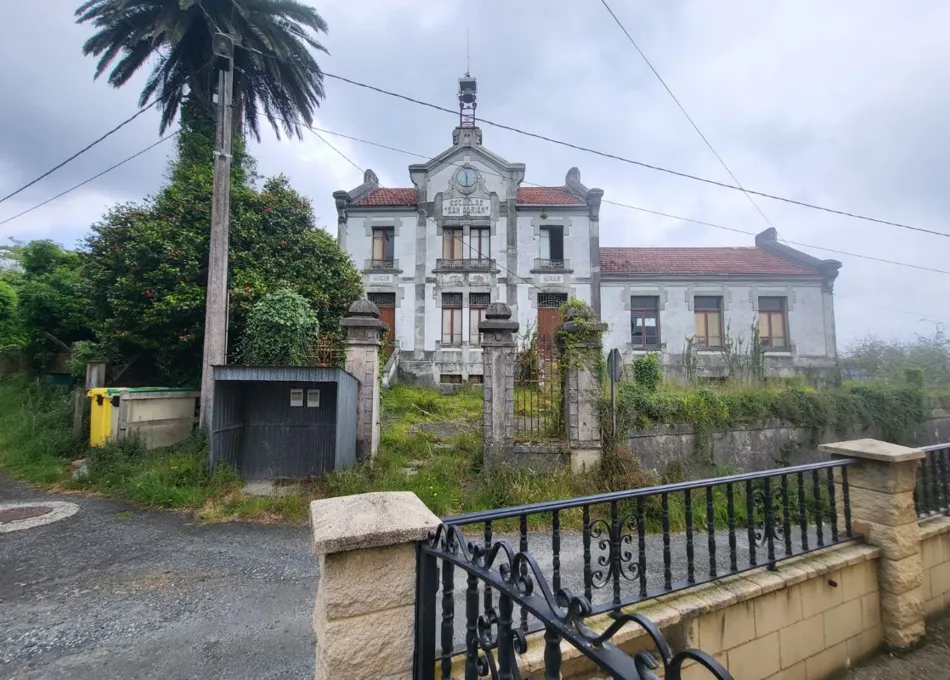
[598,0,781,236]
[0,134,177,228]
[295,121,950,277]
[0,102,157,206]
[307,128,364,174]
[306,70,950,240]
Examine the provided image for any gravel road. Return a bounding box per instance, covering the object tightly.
[0,472,847,679]
[0,474,316,680]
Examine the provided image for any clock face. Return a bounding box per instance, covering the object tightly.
[456,167,477,188]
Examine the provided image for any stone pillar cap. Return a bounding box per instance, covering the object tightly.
[819,438,925,463]
[310,491,440,555]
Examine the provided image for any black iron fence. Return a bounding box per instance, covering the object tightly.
[915,443,950,518]
[416,459,859,678]
[417,526,733,680]
[514,339,564,440]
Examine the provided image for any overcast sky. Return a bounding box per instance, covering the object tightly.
[1,0,947,346]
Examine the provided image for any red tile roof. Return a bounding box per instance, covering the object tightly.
[517,186,584,205]
[600,247,816,276]
[353,187,418,206]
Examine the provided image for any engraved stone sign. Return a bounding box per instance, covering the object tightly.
[442,197,490,217]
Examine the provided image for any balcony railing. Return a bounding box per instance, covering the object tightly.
[435,258,495,271]
[537,258,566,270]
[369,259,395,270]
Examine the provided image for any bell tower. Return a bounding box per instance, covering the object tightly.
[458,74,477,128]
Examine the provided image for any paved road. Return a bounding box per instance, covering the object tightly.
[0,474,316,680]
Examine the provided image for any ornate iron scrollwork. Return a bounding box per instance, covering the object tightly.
[589,513,642,588]
[424,524,734,680]
[752,486,785,548]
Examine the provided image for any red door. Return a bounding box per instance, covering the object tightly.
[368,293,396,359]
[537,293,567,356]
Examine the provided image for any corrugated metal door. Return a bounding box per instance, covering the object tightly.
[242,381,337,480]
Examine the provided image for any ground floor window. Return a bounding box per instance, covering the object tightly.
[442,293,463,346]
[469,293,490,346]
[758,296,789,349]
[694,296,723,348]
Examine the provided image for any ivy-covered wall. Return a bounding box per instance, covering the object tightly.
[612,384,950,475]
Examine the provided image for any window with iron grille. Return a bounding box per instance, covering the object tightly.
[538,293,567,309]
[758,297,789,349]
[442,293,463,346]
[469,293,490,346]
[630,296,660,348]
[693,296,723,348]
[368,292,396,308]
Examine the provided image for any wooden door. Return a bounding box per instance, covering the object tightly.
[368,293,396,359]
[537,293,567,355]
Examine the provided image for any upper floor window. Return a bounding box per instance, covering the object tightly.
[443,229,464,260]
[758,297,789,349]
[372,227,394,266]
[469,293,490,346]
[539,226,564,268]
[694,296,723,348]
[441,293,463,346]
[469,228,490,261]
[630,296,660,348]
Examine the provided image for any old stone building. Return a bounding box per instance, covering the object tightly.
[332,76,842,385]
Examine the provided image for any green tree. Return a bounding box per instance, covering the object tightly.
[81,103,362,385]
[240,287,318,366]
[0,241,93,371]
[0,279,21,352]
[75,0,329,139]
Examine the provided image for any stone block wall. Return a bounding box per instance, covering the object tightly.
[501,545,884,680]
[921,516,950,618]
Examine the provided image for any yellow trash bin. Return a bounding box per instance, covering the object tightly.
[88,387,120,447]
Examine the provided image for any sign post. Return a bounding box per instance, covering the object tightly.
[607,348,624,439]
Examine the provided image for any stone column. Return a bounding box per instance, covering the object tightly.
[479,302,519,470]
[342,300,383,461]
[820,438,926,649]
[560,303,607,473]
[310,491,441,680]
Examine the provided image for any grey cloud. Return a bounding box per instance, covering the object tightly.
[1,0,948,340]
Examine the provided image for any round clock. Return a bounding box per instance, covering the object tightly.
[456,167,477,188]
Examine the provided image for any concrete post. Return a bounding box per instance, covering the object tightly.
[479,302,519,470]
[310,491,440,680]
[821,438,926,649]
[342,300,383,461]
[560,303,607,473]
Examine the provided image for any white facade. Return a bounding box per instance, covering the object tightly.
[333,96,842,385]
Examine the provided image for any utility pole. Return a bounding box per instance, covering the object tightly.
[199,33,234,430]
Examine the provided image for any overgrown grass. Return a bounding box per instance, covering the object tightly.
[0,375,943,528]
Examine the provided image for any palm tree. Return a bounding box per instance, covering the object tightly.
[75,0,328,140]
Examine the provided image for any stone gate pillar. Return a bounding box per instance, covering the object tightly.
[310,491,440,680]
[342,299,383,461]
[821,438,926,649]
[559,302,607,473]
[479,302,519,470]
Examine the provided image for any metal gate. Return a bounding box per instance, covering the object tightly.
[514,335,563,440]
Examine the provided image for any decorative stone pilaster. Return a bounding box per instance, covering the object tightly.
[821,438,926,649]
[479,302,519,470]
[559,302,607,473]
[342,299,383,461]
[310,492,440,680]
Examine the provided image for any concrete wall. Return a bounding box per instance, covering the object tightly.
[601,278,838,381]
[117,391,199,449]
[624,411,950,476]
